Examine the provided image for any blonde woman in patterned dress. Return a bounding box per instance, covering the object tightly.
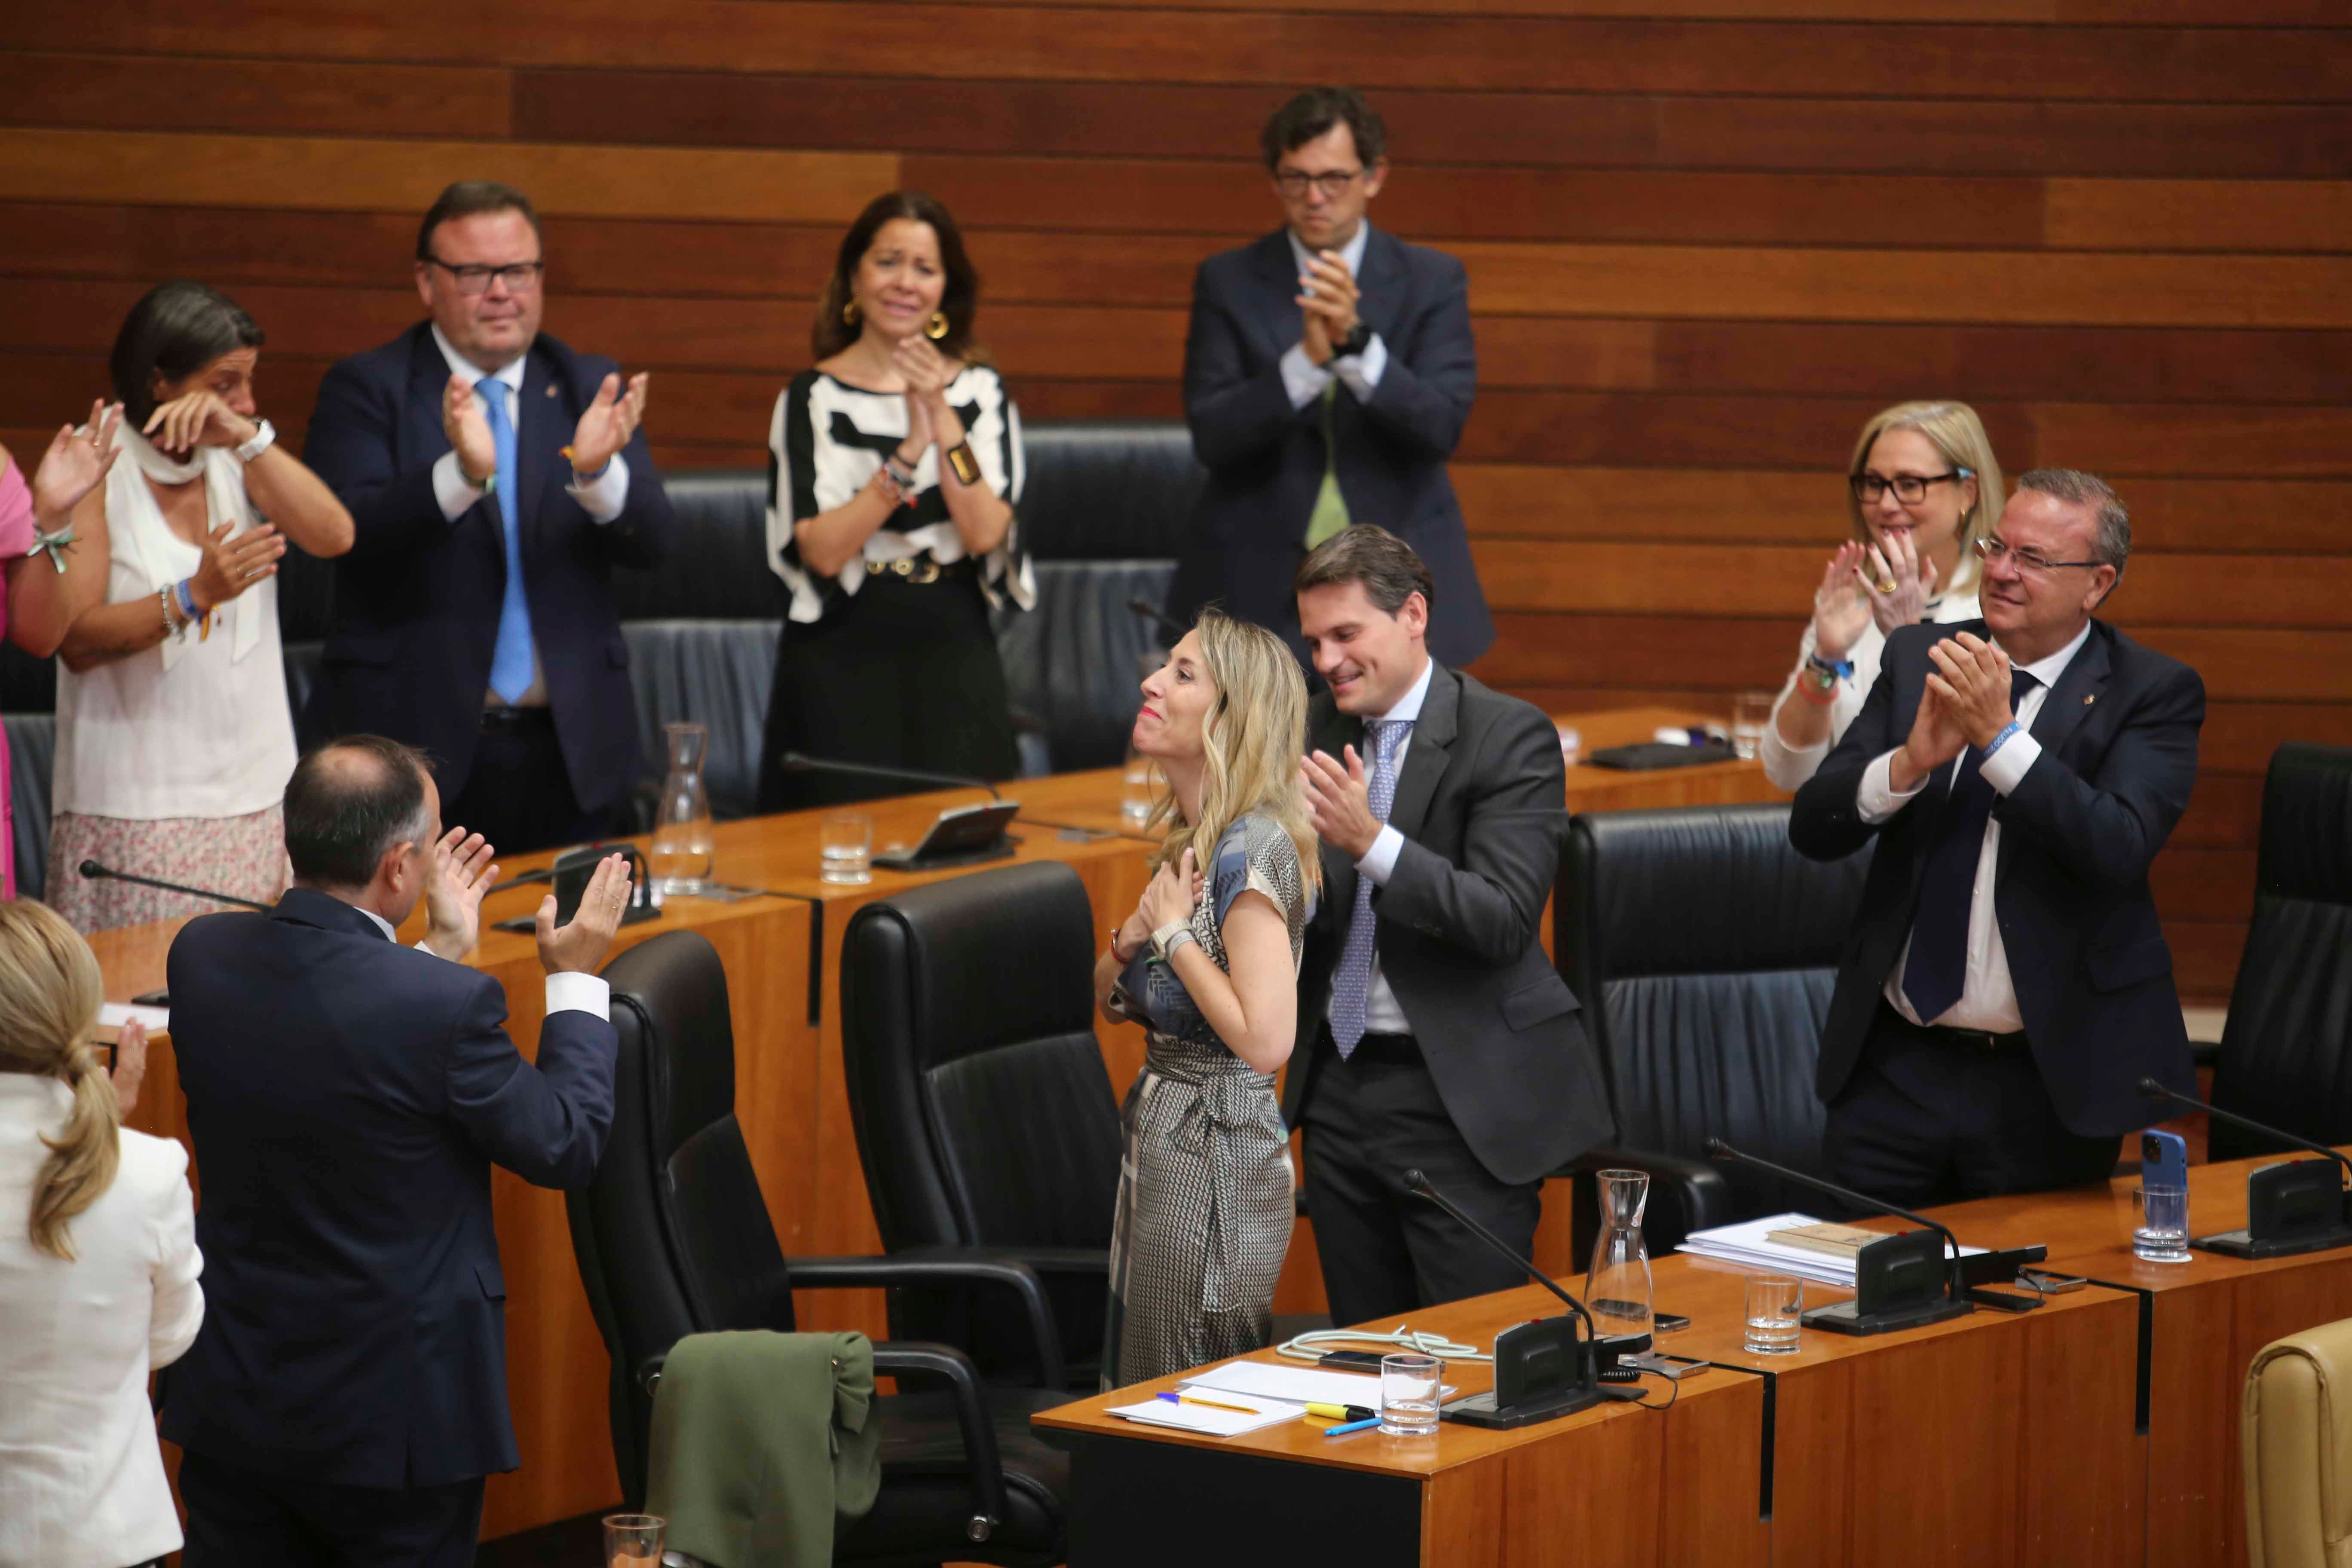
[1095,608,1321,1388]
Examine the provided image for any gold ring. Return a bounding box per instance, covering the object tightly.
[1873,576,1896,592]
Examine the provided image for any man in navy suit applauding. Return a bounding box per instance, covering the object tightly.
[1167,87,1494,668]
[161,735,632,1565]
[305,180,676,854]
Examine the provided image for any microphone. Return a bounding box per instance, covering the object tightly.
[80,860,272,913]
[2137,1079,2352,1259]
[1402,1167,1638,1429]
[778,752,1001,801]
[1126,597,1189,646]
[1704,1139,1976,1336]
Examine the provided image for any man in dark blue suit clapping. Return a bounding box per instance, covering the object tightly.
[161,735,632,1565]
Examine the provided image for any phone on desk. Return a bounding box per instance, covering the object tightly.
[1317,1351,1390,1372]
[1652,1311,1691,1334]
[2142,1129,2189,1190]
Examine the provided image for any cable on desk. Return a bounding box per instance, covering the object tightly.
[1276,1325,1494,1364]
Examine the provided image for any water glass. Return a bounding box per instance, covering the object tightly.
[2134,1183,2192,1263]
[603,1513,665,1568]
[1379,1351,1443,1436]
[819,812,872,885]
[1731,691,1773,760]
[1120,748,1156,828]
[1743,1274,1804,1355]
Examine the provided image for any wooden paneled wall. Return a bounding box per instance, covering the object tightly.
[5,2,2349,998]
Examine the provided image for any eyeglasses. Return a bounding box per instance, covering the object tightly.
[1973,536,2107,575]
[1274,168,1363,199]
[425,257,545,295]
[1850,468,1970,505]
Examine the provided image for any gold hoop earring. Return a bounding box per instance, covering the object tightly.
[842,300,860,326]
[925,311,949,341]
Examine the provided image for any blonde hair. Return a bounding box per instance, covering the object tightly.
[1846,400,2006,580]
[0,901,119,1260]
[1150,609,1323,901]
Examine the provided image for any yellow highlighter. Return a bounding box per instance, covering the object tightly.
[1305,1401,1377,1423]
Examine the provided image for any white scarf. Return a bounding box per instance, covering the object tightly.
[105,424,263,672]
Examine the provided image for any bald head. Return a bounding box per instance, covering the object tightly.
[285,735,435,890]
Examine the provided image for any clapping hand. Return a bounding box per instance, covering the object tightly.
[1296,251,1362,365]
[1862,527,1938,636]
[1810,542,1872,664]
[534,852,634,975]
[441,376,497,485]
[891,334,952,403]
[31,401,120,527]
[1926,631,2017,750]
[108,1018,148,1118]
[1299,747,1382,860]
[189,518,284,610]
[422,826,499,961]
[144,390,255,457]
[1894,650,1973,792]
[569,371,649,479]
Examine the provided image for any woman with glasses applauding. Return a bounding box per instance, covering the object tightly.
[756,191,1033,812]
[49,281,354,931]
[1760,400,2004,790]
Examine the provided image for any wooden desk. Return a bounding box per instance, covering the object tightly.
[1912,1153,2352,1568]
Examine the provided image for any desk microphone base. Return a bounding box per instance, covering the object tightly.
[1803,1295,1974,1337]
[1442,1383,1605,1429]
[2194,1225,2352,1261]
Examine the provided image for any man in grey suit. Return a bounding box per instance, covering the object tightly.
[1166,86,1493,668]
[1285,528,1610,1325]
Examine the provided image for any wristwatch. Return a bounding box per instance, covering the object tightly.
[1804,651,1854,690]
[233,417,276,463]
[1332,322,1374,359]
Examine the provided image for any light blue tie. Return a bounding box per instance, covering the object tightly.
[479,376,533,704]
[1330,718,1411,1058]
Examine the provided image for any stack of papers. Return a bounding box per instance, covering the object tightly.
[1103,1357,1459,1438]
[1678,1211,1986,1288]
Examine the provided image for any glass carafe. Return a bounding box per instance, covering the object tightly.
[1584,1168,1653,1338]
[649,721,715,895]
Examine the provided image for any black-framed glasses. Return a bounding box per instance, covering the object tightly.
[424,257,545,295]
[1850,468,1969,505]
[1274,168,1363,199]
[1974,536,2106,575]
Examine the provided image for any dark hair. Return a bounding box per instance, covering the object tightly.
[1295,525,1435,616]
[416,180,541,263]
[1261,86,1387,172]
[107,281,264,429]
[2015,467,2131,576]
[811,191,986,363]
[284,736,433,889]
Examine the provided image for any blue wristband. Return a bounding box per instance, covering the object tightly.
[175,579,197,620]
[1981,720,2023,761]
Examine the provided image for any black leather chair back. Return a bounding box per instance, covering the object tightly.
[2210,743,2352,1160]
[1557,803,1871,1243]
[566,929,794,1504]
[6,712,52,901]
[841,861,1122,1379]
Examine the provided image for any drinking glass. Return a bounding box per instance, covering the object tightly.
[649,721,715,895]
[2134,1183,2192,1263]
[1584,1168,1653,1338]
[603,1513,664,1568]
[1120,747,1156,828]
[1378,1352,1443,1436]
[1743,1274,1804,1355]
[1731,691,1773,760]
[819,812,872,885]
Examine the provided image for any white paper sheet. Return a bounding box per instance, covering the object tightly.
[1183,1359,1458,1406]
[1676,1210,1986,1287]
[98,1002,168,1032]
[1104,1390,1302,1436]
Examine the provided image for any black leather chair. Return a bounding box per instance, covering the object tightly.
[2207,743,2352,1161]
[566,929,1069,1563]
[840,861,1123,1389]
[1554,803,1872,1252]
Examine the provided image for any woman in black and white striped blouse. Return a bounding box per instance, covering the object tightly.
[757,190,1033,812]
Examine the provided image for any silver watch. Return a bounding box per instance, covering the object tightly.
[233,417,276,463]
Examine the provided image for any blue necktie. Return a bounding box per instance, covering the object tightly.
[1900,667,2039,1022]
[479,376,533,704]
[1330,718,1411,1058]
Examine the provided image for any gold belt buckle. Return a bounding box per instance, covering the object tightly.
[887,555,940,584]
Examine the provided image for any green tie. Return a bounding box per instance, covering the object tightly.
[1303,378,1351,550]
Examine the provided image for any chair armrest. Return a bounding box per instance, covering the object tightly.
[1558,1147,1736,1238]
[873,1340,1009,1546]
[638,1340,1011,1549]
[788,1251,1066,1389]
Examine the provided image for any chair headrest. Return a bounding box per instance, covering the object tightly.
[601,930,738,1160]
[1014,421,1202,560]
[2259,743,2352,906]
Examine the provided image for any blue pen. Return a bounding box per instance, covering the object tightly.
[1323,1415,1382,1436]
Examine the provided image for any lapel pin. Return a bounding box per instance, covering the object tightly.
[2084,694,2095,705]
[544,385,558,398]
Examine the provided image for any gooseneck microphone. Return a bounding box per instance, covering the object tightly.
[1403,1168,1596,1340]
[778,752,1001,800]
[79,860,271,912]
[2138,1078,2352,1185]
[2138,1078,2352,1259]
[1126,597,1189,646]
[1705,1138,1976,1335]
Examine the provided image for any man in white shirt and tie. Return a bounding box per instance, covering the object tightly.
[1793,469,2205,1207]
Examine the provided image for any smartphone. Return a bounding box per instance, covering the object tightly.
[131,988,170,1007]
[1652,1311,1691,1334]
[2141,1129,2189,1191]
[1317,1350,1390,1372]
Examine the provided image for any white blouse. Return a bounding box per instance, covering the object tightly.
[53,447,296,820]
[1759,579,1982,792]
[0,1074,203,1568]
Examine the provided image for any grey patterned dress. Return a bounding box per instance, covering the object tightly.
[1102,814,1312,1389]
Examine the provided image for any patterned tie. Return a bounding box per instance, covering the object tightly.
[1900,667,2040,1022]
[1302,379,1351,551]
[1330,718,1411,1058]
[479,376,534,704]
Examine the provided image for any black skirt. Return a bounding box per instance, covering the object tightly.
[755,570,1019,813]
